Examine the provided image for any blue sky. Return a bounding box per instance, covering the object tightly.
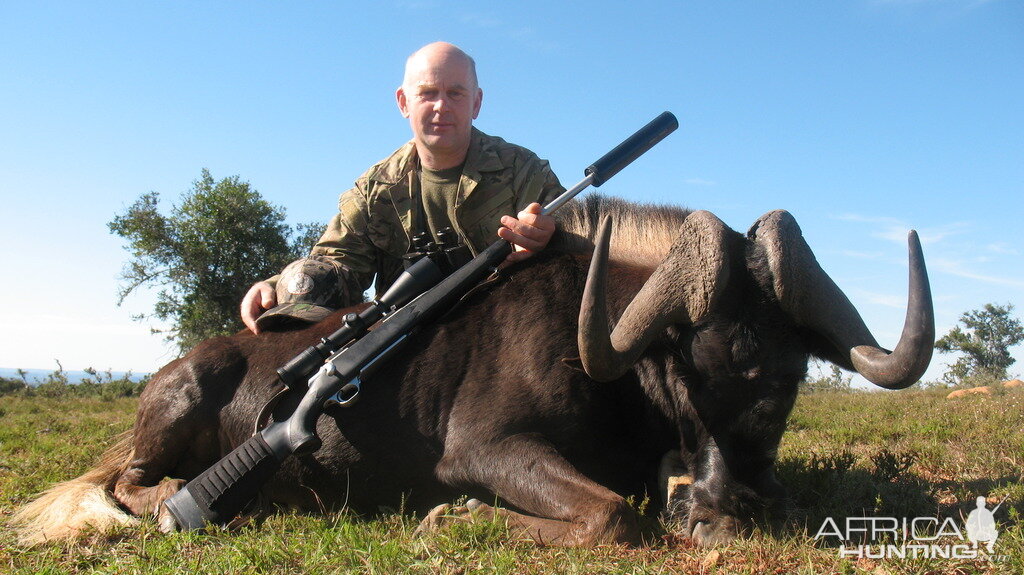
[1,1,1021,386]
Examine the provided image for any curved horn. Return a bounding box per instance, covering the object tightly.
[579,211,730,382]
[749,210,934,389]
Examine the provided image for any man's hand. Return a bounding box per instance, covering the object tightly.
[497,202,556,264]
[241,281,277,334]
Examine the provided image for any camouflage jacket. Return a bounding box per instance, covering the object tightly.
[275,128,565,303]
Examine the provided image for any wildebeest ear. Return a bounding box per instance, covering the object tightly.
[561,356,586,372]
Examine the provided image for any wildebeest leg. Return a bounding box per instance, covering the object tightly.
[432,432,640,546]
[114,472,185,520]
[112,364,220,526]
[684,436,766,546]
[112,410,196,520]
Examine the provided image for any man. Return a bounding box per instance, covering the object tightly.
[241,42,564,333]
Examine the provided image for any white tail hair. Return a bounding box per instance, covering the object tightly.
[11,431,138,546]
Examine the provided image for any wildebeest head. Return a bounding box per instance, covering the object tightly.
[571,202,934,545]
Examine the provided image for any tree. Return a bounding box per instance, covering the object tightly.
[935,303,1024,386]
[802,360,854,394]
[109,169,325,352]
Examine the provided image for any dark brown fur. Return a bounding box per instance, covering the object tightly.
[17,195,830,546]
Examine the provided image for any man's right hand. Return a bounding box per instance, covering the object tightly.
[241,281,277,334]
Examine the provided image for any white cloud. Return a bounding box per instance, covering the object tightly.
[882,222,969,246]
[832,213,971,246]
[832,214,913,245]
[841,250,889,261]
[915,222,972,245]
[833,213,904,225]
[987,242,1020,256]
[931,258,1024,288]
[855,289,909,309]
[874,226,913,243]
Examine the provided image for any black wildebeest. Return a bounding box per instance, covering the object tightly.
[14,195,934,546]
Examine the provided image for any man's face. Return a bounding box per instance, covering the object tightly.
[397,53,482,165]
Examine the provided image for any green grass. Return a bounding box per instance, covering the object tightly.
[2,389,1021,574]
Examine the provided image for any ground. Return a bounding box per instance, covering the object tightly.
[1,386,1021,574]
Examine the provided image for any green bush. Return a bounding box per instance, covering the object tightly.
[0,377,28,394]
[0,367,149,398]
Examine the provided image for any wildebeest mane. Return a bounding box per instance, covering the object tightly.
[552,194,693,267]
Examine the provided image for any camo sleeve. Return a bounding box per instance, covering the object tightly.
[538,158,566,207]
[306,184,378,303]
[512,154,565,214]
[260,184,375,307]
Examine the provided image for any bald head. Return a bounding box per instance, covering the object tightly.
[396,41,483,169]
[403,42,479,91]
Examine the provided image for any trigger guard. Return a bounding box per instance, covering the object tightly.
[327,381,361,407]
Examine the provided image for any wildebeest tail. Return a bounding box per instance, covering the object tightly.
[11,430,139,546]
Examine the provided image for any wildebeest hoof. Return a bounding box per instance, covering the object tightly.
[414,500,492,536]
[689,516,743,547]
[415,503,450,535]
[415,503,464,536]
[156,503,179,534]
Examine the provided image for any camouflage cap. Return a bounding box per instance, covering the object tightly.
[255,256,349,330]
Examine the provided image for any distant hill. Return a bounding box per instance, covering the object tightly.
[0,367,149,386]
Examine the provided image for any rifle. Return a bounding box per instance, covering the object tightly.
[164,112,679,530]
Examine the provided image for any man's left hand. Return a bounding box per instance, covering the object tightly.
[497,202,556,263]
